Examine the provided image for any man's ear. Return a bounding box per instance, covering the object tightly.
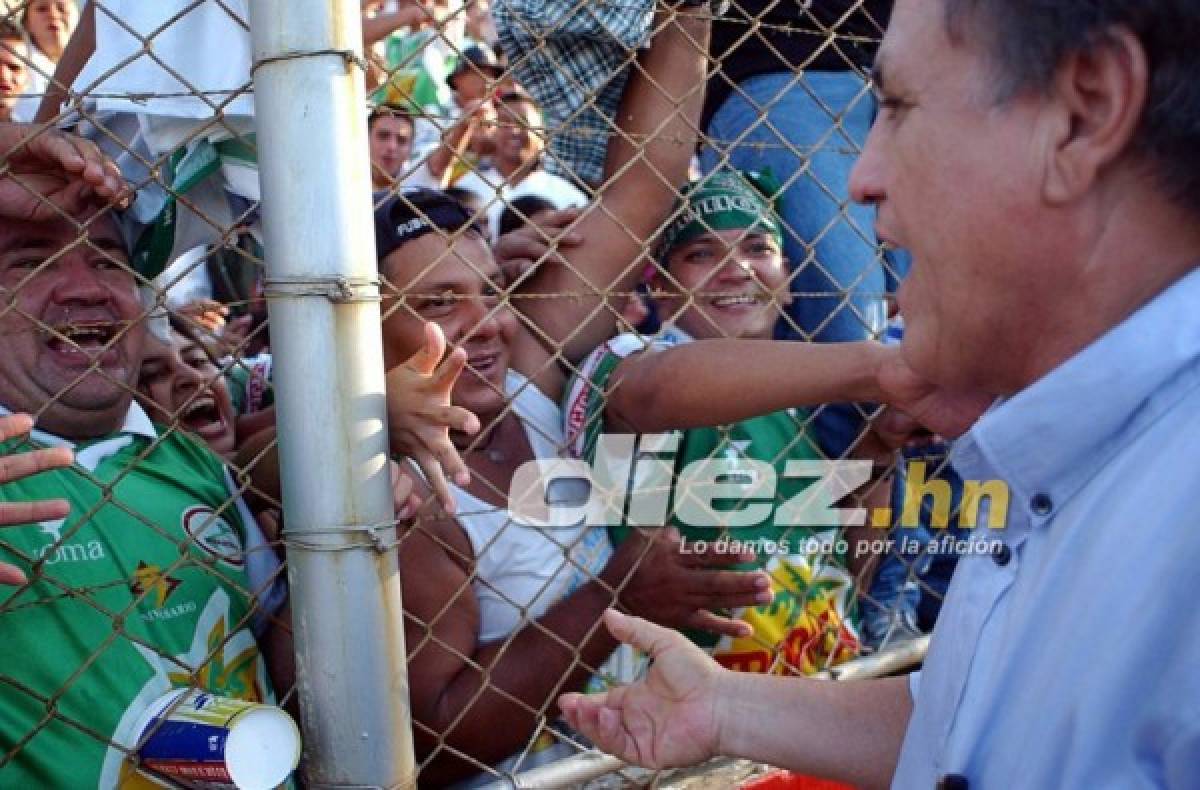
[1043,26,1149,205]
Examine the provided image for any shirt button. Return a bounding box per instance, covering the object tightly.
[992,543,1013,567]
[937,775,969,790]
[1031,492,1054,516]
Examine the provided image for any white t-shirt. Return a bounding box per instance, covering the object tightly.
[12,48,54,123]
[73,0,254,119]
[435,369,613,787]
[452,167,588,241]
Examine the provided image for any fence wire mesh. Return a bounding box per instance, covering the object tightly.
[0,0,970,787]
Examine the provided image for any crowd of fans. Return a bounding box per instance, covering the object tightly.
[0,0,973,787]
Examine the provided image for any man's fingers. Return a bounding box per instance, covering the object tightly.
[407,321,447,375]
[0,413,36,442]
[432,437,471,488]
[559,690,636,762]
[437,405,480,436]
[0,445,74,485]
[540,207,584,234]
[604,608,685,658]
[497,233,549,264]
[686,568,773,606]
[390,465,425,521]
[685,609,754,640]
[677,543,757,568]
[414,450,456,515]
[0,498,71,528]
[21,128,86,173]
[434,345,470,389]
[500,258,535,284]
[397,491,422,521]
[0,561,28,586]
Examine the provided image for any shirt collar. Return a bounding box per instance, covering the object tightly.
[953,266,1200,525]
[0,401,158,449]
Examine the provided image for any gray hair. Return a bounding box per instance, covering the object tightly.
[943,0,1200,214]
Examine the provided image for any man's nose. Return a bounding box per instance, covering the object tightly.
[51,260,112,307]
[461,298,501,343]
[849,126,886,206]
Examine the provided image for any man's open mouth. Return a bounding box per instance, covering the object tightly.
[45,322,122,365]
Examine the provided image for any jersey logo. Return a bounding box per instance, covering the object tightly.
[37,518,65,542]
[181,506,245,567]
[131,561,183,608]
[33,517,107,566]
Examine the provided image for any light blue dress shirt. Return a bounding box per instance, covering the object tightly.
[892,267,1200,789]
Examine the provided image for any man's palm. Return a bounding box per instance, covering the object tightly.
[559,611,723,769]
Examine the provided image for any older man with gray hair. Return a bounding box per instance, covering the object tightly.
[558,1,1200,787]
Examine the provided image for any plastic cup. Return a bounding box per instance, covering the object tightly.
[126,688,301,789]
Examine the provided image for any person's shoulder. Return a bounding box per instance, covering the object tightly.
[146,427,228,481]
[562,332,659,454]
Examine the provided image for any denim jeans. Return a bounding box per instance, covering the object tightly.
[701,70,897,457]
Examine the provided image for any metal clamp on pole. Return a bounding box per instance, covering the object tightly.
[252,47,370,75]
[263,275,382,303]
[280,521,401,554]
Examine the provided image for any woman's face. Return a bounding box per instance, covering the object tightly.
[380,232,518,421]
[24,0,77,61]
[654,228,791,340]
[137,329,238,458]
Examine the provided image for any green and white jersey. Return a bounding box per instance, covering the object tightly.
[0,404,285,789]
[564,328,861,677]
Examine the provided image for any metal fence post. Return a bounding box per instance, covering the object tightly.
[247,2,415,787]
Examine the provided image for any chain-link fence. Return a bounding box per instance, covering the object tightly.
[0,0,973,787]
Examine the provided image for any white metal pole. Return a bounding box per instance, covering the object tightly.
[247,1,415,786]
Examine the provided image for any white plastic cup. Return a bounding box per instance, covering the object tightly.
[126,688,301,789]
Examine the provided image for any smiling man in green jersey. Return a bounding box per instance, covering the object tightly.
[0,169,288,788]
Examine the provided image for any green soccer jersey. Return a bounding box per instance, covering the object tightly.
[372,30,449,112]
[0,405,280,788]
[564,329,861,676]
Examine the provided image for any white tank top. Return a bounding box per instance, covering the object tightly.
[451,370,613,644]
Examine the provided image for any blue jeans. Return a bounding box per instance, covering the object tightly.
[701,70,900,457]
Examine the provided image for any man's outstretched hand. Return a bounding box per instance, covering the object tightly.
[558,609,727,770]
[876,346,993,441]
[385,322,481,515]
[0,122,130,221]
[0,413,74,585]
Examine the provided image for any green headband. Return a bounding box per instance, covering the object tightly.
[657,169,783,259]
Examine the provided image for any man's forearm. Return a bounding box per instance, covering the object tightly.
[718,673,912,790]
[608,340,888,433]
[523,7,712,366]
[418,579,622,784]
[362,7,426,45]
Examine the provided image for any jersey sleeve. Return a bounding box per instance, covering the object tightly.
[562,333,665,462]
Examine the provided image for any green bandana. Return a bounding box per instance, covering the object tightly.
[657,169,783,259]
